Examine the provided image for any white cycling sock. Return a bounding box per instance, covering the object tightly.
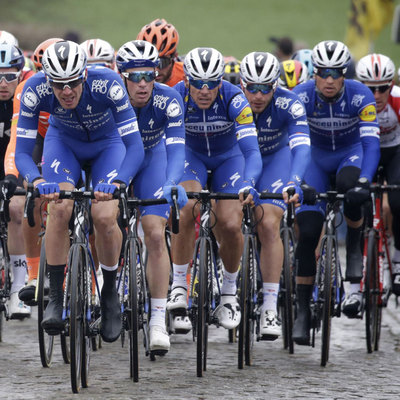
[221,269,238,295]
[171,263,189,290]
[150,298,167,328]
[262,282,280,312]
[10,255,27,294]
[349,283,361,295]
[393,248,400,264]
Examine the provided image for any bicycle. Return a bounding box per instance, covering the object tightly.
[361,173,400,353]
[278,189,297,355]
[118,187,179,382]
[310,190,345,367]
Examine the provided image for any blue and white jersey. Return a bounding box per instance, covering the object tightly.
[174,79,261,186]
[15,67,143,183]
[255,86,310,184]
[134,82,185,185]
[293,79,380,181]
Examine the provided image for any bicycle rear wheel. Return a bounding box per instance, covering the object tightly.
[196,239,209,377]
[238,235,256,369]
[365,229,380,353]
[280,227,295,354]
[37,238,54,367]
[69,245,85,393]
[321,236,335,367]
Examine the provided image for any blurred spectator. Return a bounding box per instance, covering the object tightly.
[269,36,293,61]
[64,30,81,44]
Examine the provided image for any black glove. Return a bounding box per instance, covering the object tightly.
[0,174,18,200]
[346,178,370,205]
[301,183,318,205]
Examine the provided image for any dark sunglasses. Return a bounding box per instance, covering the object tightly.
[316,68,344,79]
[121,71,156,83]
[50,77,84,90]
[0,72,20,83]
[158,57,173,70]
[243,82,275,94]
[366,84,391,94]
[188,78,221,90]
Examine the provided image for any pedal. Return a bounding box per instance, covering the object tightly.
[150,349,168,357]
[260,333,279,341]
[170,314,192,334]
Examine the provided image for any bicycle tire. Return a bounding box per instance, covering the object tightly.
[281,227,295,354]
[69,245,85,393]
[128,239,140,382]
[365,229,380,353]
[321,236,334,367]
[196,239,209,377]
[37,238,54,368]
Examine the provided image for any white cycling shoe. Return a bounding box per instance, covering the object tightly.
[8,292,31,320]
[149,325,170,354]
[166,287,188,311]
[213,295,241,329]
[260,310,281,340]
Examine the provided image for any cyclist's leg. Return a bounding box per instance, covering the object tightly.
[211,152,245,330]
[8,193,31,318]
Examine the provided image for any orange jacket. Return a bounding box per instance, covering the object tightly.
[164,61,185,87]
[5,78,49,177]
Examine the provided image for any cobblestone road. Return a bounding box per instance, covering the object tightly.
[1,287,400,400]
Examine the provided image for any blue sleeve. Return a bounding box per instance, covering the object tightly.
[237,134,262,186]
[166,142,185,184]
[360,135,380,182]
[114,129,145,185]
[15,134,41,182]
[289,142,310,184]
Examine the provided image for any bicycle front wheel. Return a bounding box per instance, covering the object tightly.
[37,237,54,367]
[69,245,85,393]
[196,239,210,377]
[321,236,335,367]
[365,229,380,353]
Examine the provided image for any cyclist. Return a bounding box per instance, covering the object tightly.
[240,51,310,339]
[0,43,31,319]
[116,40,187,352]
[291,49,313,79]
[223,57,241,86]
[356,53,400,295]
[167,47,262,330]
[278,59,309,90]
[80,38,116,70]
[137,18,184,87]
[0,30,19,47]
[5,38,63,304]
[291,40,380,344]
[15,40,145,342]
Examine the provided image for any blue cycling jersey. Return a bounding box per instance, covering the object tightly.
[174,80,261,186]
[16,66,144,184]
[293,79,380,181]
[133,82,185,185]
[254,86,310,184]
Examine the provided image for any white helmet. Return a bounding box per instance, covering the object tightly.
[80,38,115,67]
[312,40,351,70]
[184,47,225,80]
[356,53,395,82]
[240,51,280,84]
[42,40,87,81]
[0,30,18,47]
[116,40,159,71]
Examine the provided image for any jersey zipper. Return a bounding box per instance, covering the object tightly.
[329,103,335,151]
[74,109,91,141]
[204,109,211,157]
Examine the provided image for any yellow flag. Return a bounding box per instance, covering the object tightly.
[345,0,394,61]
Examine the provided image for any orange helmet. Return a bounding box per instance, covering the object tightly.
[137,18,179,57]
[32,38,63,69]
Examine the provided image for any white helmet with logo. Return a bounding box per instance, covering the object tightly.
[240,51,280,84]
[184,47,225,80]
[356,53,395,82]
[312,40,351,70]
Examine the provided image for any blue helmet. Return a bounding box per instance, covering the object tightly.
[291,49,313,78]
[0,43,25,71]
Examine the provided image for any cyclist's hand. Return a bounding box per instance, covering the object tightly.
[35,180,60,202]
[0,174,18,200]
[94,182,117,202]
[282,182,303,206]
[239,183,259,207]
[301,184,318,205]
[345,178,370,205]
[163,181,188,208]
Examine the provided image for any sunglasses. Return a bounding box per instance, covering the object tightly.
[188,78,221,90]
[121,71,156,83]
[243,82,275,94]
[316,68,344,79]
[49,77,84,90]
[158,57,173,70]
[0,72,21,83]
[366,84,391,94]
